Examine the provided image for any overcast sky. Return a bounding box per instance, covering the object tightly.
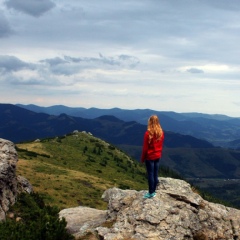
[0,0,240,117]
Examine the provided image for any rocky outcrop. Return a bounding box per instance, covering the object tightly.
[59,206,107,239]
[0,138,19,221]
[0,138,33,221]
[60,177,240,240]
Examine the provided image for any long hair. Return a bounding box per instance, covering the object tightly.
[147,115,163,143]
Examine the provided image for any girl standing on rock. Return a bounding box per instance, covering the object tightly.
[141,115,164,198]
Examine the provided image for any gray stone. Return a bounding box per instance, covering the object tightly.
[59,206,107,238]
[0,138,18,221]
[61,177,240,239]
[0,138,33,221]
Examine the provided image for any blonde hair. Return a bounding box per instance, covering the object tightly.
[147,115,163,142]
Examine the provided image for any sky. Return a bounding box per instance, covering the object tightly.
[0,0,240,117]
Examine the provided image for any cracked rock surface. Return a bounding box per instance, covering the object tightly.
[61,177,240,239]
[98,178,240,239]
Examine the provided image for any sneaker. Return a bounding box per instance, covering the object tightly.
[143,192,156,199]
[151,192,156,198]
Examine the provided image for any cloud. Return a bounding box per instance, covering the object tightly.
[40,57,68,67]
[201,0,240,11]
[0,55,34,72]
[0,12,12,37]
[63,54,140,68]
[4,0,56,17]
[40,54,140,76]
[1,68,63,87]
[187,68,204,74]
[7,75,45,86]
[0,53,140,89]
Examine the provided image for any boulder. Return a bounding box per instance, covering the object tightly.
[0,138,33,221]
[61,177,240,239]
[0,138,18,221]
[59,206,107,239]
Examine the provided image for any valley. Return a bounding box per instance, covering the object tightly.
[188,178,240,208]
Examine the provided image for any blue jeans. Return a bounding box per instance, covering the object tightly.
[145,159,160,194]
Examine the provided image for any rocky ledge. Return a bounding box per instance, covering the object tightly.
[59,177,240,240]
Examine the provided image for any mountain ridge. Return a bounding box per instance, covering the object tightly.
[1,103,212,149]
[16,103,239,120]
[16,103,240,149]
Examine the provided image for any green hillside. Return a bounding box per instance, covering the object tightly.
[16,130,236,211]
[16,131,148,210]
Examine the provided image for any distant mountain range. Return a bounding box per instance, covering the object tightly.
[1,103,240,180]
[1,104,212,148]
[16,103,240,149]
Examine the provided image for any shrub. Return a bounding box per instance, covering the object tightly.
[0,192,74,240]
[118,183,130,189]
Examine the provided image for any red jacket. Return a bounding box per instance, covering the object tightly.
[141,131,164,163]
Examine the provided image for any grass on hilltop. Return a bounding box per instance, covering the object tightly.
[16,131,148,210]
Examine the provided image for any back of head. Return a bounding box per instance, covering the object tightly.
[147,115,163,141]
[148,115,160,127]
